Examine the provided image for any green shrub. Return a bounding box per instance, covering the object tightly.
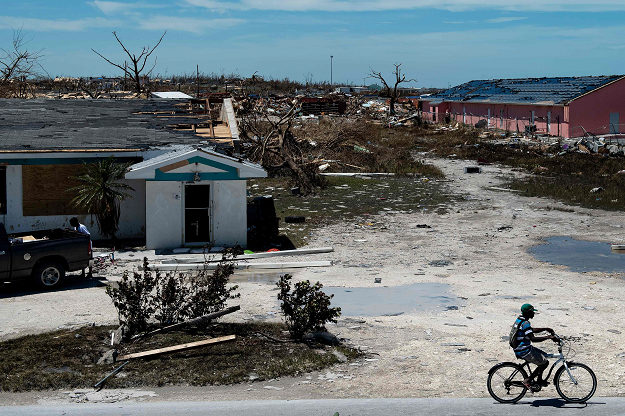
[277,274,341,340]
[106,253,239,337]
[153,272,190,326]
[184,249,240,318]
[106,258,157,335]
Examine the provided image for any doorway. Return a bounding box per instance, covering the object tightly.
[610,113,619,134]
[184,184,211,243]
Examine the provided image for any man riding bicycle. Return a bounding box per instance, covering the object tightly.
[511,303,558,391]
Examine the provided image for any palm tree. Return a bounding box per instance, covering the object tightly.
[70,157,135,240]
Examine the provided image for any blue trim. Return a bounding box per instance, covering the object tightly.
[0,157,138,165]
[148,155,240,181]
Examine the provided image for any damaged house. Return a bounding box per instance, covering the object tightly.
[0,98,266,249]
[419,75,625,138]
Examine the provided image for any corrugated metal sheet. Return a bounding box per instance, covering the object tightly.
[151,91,193,99]
[428,76,624,105]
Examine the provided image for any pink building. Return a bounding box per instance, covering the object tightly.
[419,76,625,138]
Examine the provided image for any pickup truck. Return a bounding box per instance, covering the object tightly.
[0,223,94,289]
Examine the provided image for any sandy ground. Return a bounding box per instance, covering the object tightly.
[1,156,624,404]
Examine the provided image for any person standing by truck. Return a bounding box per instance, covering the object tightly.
[70,217,92,278]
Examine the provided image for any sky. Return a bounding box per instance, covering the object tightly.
[1,0,625,88]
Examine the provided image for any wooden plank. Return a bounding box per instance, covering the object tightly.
[212,125,232,138]
[22,164,90,216]
[159,160,189,173]
[118,335,236,361]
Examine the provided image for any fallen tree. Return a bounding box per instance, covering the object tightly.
[238,98,327,195]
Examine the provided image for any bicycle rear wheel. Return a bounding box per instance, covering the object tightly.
[554,362,597,403]
[487,362,528,403]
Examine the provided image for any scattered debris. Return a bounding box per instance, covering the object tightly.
[332,349,348,363]
[97,349,118,365]
[302,331,340,346]
[429,260,453,267]
[263,386,284,390]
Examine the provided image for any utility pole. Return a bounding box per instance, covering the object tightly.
[196,65,200,98]
[330,55,333,87]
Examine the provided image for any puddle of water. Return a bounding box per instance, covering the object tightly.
[323,283,459,317]
[529,236,625,273]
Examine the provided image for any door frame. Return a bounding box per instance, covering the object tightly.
[182,182,213,246]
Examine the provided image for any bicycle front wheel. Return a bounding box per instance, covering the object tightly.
[554,363,597,403]
[487,362,528,403]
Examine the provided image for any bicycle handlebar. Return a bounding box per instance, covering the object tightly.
[552,334,564,354]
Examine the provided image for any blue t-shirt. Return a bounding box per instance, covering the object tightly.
[513,316,532,357]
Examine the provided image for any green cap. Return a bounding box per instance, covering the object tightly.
[521,303,538,314]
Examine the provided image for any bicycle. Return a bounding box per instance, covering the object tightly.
[487,334,596,403]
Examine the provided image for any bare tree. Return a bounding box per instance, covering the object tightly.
[92,31,166,97]
[0,29,44,98]
[368,63,416,116]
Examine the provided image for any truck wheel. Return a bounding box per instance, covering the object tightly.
[33,261,65,289]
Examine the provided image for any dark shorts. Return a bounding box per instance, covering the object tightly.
[522,346,548,365]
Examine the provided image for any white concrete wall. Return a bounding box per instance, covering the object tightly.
[212,180,247,248]
[145,181,183,249]
[2,165,145,240]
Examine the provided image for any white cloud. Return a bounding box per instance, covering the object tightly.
[184,0,625,12]
[487,17,527,23]
[138,15,245,33]
[90,1,164,15]
[0,16,120,31]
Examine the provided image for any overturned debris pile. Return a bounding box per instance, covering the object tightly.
[572,137,625,156]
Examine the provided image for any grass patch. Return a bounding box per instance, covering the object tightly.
[248,175,462,247]
[0,323,359,392]
[295,119,442,175]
